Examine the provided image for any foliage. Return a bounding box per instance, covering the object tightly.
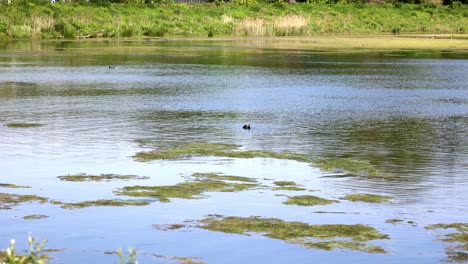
[0,235,47,264]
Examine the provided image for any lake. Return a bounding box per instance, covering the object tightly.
[0,38,467,264]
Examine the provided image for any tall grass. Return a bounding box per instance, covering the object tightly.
[0,1,466,39]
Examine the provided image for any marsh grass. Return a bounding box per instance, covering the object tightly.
[5,123,45,128]
[57,173,150,182]
[58,199,150,209]
[22,214,49,220]
[0,193,48,210]
[199,216,388,252]
[284,195,338,206]
[342,194,394,203]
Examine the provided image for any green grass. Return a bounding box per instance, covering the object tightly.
[283,195,338,206]
[199,216,388,252]
[0,2,467,40]
[57,173,150,182]
[342,194,394,203]
[58,199,150,209]
[5,123,45,128]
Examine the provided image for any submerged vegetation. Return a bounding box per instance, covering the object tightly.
[273,181,306,191]
[5,123,45,128]
[58,199,150,209]
[199,216,388,253]
[426,223,468,263]
[134,142,382,176]
[0,184,30,189]
[57,173,150,182]
[342,194,394,203]
[115,172,259,202]
[283,195,338,206]
[0,193,48,210]
[0,1,466,40]
[22,214,49,220]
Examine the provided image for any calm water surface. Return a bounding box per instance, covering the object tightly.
[0,39,467,263]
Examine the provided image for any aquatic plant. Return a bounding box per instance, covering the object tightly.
[314,158,380,177]
[426,223,468,263]
[0,235,47,264]
[283,195,338,206]
[192,173,257,183]
[199,216,388,253]
[58,199,150,209]
[0,193,48,210]
[21,215,49,220]
[5,123,44,128]
[57,174,150,182]
[342,194,394,203]
[273,181,306,191]
[0,184,30,189]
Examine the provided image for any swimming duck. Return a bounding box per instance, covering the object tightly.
[243,124,251,129]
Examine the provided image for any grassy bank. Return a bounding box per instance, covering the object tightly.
[0,1,466,39]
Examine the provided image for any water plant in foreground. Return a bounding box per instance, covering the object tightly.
[58,199,150,209]
[342,194,394,203]
[5,123,45,128]
[115,180,257,203]
[283,195,338,206]
[199,216,388,253]
[0,235,48,264]
[426,223,468,263]
[0,193,48,210]
[57,174,150,182]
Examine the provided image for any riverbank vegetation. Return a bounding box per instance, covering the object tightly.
[0,0,466,40]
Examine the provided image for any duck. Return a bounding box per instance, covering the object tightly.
[243,124,251,129]
[108,66,115,69]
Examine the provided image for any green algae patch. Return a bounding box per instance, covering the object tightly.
[22,214,49,220]
[0,183,30,189]
[304,240,385,253]
[115,180,257,203]
[57,173,150,182]
[6,123,45,128]
[132,142,313,163]
[273,181,306,191]
[153,224,186,231]
[284,195,338,206]
[199,216,388,253]
[192,173,257,183]
[314,158,380,177]
[342,194,394,203]
[426,223,468,263]
[59,199,150,209]
[0,193,48,209]
[386,219,404,224]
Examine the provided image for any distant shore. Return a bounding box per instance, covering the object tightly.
[0,2,467,40]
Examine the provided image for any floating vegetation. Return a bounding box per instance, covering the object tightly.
[59,199,150,209]
[22,214,49,220]
[172,257,206,264]
[5,123,45,128]
[342,194,394,203]
[133,142,381,177]
[273,181,306,191]
[386,219,404,224]
[57,173,150,182]
[0,193,48,209]
[133,142,313,163]
[426,223,468,263]
[116,173,259,202]
[199,216,388,253]
[283,195,338,206]
[192,173,257,183]
[153,224,186,231]
[0,183,30,189]
[314,158,380,177]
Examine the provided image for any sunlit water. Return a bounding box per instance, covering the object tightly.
[0,39,467,263]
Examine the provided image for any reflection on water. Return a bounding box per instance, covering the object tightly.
[0,39,467,263]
